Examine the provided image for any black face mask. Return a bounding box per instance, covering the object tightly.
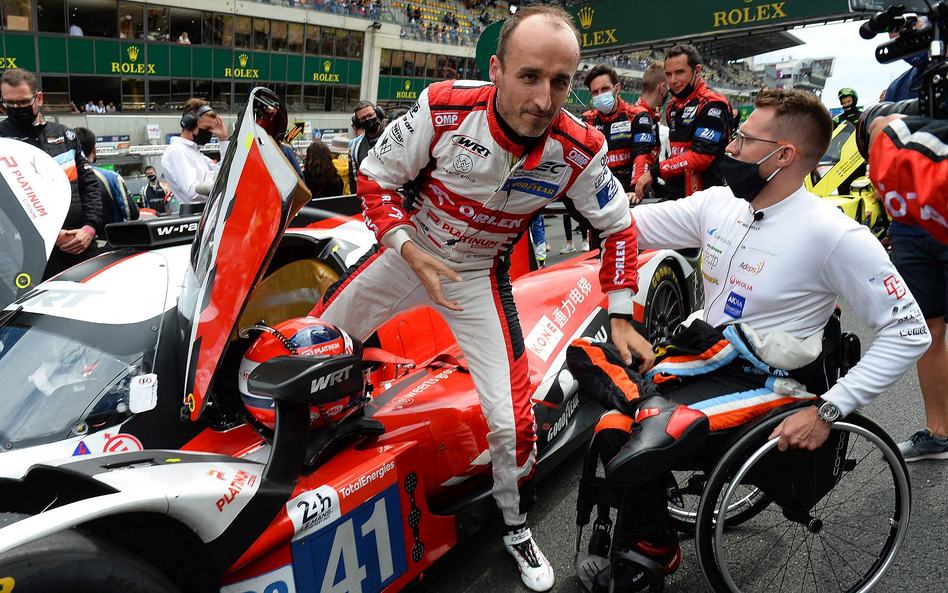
[721,148,782,202]
[6,105,36,129]
[194,128,213,145]
[147,174,158,182]
[361,117,381,134]
[672,71,699,101]
[844,102,859,113]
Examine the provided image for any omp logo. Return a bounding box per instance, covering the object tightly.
[578,6,594,29]
[156,221,200,235]
[451,134,491,157]
[311,365,353,393]
[434,113,458,127]
[566,147,590,167]
[708,108,722,118]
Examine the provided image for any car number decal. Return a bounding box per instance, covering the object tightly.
[219,564,296,593]
[292,484,407,593]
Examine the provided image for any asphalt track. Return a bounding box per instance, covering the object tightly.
[409,217,948,593]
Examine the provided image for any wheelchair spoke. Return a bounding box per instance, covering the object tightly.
[817,530,869,579]
[821,527,886,560]
[817,530,847,592]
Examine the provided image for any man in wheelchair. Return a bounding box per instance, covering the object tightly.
[567,88,932,592]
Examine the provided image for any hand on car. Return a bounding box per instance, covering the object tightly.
[610,317,655,373]
[627,191,642,206]
[58,228,94,255]
[634,170,653,202]
[401,241,464,311]
[768,406,831,452]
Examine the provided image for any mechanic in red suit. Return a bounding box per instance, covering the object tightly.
[582,63,665,205]
[309,6,651,591]
[635,44,731,200]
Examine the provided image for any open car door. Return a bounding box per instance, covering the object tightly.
[178,88,311,420]
[0,139,70,309]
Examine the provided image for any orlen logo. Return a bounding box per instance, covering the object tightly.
[451,134,491,157]
[434,113,459,127]
[310,365,353,393]
[566,146,590,167]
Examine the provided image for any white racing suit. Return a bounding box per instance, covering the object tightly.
[312,80,638,525]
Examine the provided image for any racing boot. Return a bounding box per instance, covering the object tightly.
[592,529,681,592]
[605,396,709,487]
[504,525,555,591]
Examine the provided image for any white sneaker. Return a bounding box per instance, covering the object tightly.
[559,243,577,254]
[503,526,555,592]
[580,240,590,252]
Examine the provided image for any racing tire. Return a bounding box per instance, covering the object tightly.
[643,262,685,345]
[0,513,181,593]
[694,411,911,593]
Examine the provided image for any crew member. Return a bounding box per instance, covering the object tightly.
[0,68,102,278]
[574,88,930,589]
[348,100,385,191]
[74,126,138,225]
[139,165,173,214]
[635,44,731,200]
[161,98,229,204]
[310,7,651,591]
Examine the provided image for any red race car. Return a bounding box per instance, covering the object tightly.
[0,89,702,593]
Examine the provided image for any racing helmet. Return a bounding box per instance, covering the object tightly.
[838,88,858,104]
[238,317,364,430]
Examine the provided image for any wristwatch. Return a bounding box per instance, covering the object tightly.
[814,397,841,423]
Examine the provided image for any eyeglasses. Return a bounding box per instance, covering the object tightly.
[1,92,37,109]
[735,128,804,157]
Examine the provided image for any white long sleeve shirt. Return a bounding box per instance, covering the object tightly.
[160,136,229,204]
[631,185,931,416]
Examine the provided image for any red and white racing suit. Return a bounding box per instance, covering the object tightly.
[312,80,638,525]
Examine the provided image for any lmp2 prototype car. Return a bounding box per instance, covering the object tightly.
[805,121,889,242]
[0,89,701,593]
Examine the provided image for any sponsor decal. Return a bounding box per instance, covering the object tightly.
[434,112,458,127]
[638,115,651,125]
[739,260,765,276]
[896,312,922,325]
[216,470,258,512]
[594,168,612,189]
[884,275,906,299]
[440,221,499,248]
[207,470,226,480]
[547,394,579,441]
[220,565,297,593]
[1,156,47,219]
[72,441,91,456]
[453,154,474,173]
[695,127,721,142]
[713,3,788,28]
[102,433,143,453]
[310,365,353,393]
[390,123,404,145]
[156,220,200,236]
[526,315,565,362]
[226,54,260,79]
[375,136,392,157]
[708,107,722,118]
[702,270,719,285]
[614,240,628,285]
[633,132,656,144]
[682,106,698,121]
[724,291,746,318]
[566,146,591,167]
[707,228,732,245]
[409,103,420,118]
[703,246,719,268]
[65,130,75,141]
[407,367,456,396]
[340,461,396,498]
[729,275,753,292]
[288,485,341,538]
[457,204,522,229]
[900,326,928,337]
[610,120,631,134]
[596,178,619,208]
[46,135,65,145]
[451,134,491,158]
[503,178,559,199]
[513,161,569,184]
[403,118,415,135]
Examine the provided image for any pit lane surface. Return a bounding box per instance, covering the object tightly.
[411,219,945,592]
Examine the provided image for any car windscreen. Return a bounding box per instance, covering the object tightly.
[822,122,855,165]
[0,319,153,451]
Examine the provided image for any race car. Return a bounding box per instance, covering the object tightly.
[0,88,702,593]
[805,121,889,241]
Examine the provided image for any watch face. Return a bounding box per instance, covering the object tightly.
[820,402,841,422]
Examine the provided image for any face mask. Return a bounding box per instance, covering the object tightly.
[844,102,859,112]
[147,174,157,182]
[592,90,616,114]
[904,53,927,67]
[194,127,213,145]
[362,117,381,134]
[721,146,783,202]
[658,85,669,108]
[672,71,698,101]
[6,105,35,129]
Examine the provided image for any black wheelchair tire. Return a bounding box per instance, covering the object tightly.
[0,513,181,593]
[694,411,911,593]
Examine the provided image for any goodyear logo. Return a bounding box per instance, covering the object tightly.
[503,178,558,198]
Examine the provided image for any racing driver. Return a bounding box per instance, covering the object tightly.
[310,6,650,590]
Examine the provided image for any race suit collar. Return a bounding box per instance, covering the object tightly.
[487,86,548,159]
[635,97,657,119]
[672,78,707,106]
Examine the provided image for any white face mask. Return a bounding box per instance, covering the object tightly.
[592,90,616,114]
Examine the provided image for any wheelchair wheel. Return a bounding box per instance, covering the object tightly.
[695,411,911,593]
[667,470,770,533]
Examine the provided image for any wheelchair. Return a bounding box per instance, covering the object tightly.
[574,320,912,592]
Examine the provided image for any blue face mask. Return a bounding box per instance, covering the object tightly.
[592,90,616,114]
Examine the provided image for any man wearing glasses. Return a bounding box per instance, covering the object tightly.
[580,88,929,587]
[0,69,102,279]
